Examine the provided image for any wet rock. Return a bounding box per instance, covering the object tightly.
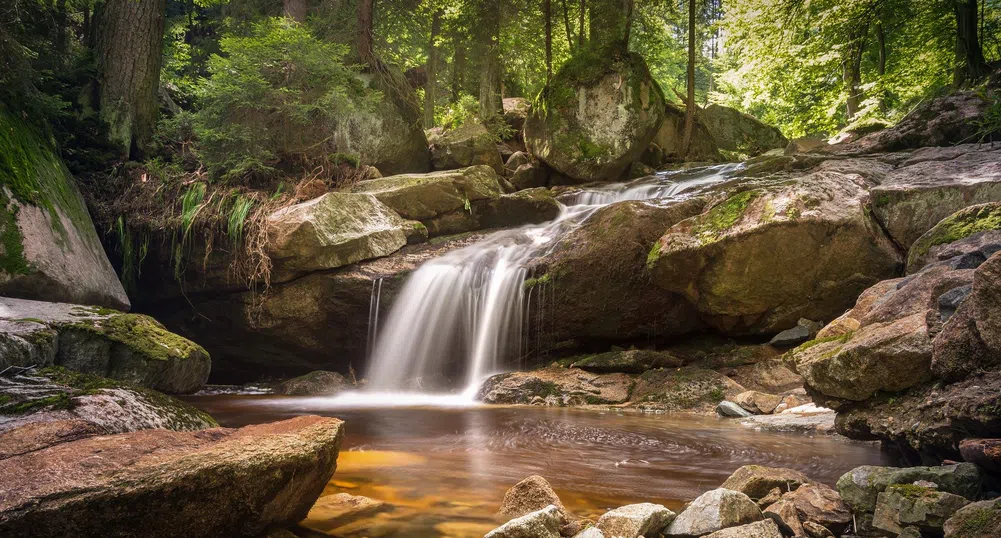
[477,367,633,406]
[596,503,675,538]
[525,52,665,182]
[733,391,783,415]
[300,493,390,533]
[943,498,1001,538]
[0,416,343,538]
[479,188,562,229]
[498,475,570,523]
[959,438,1001,472]
[272,371,350,396]
[906,202,1001,274]
[0,112,129,310]
[0,297,210,394]
[701,104,787,157]
[836,464,993,514]
[510,162,548,191]
[265,192,408,280]
[717,400,753,418]
[720,465,813,500]
[782,483,852,534]
[872,484,970,535]
[485,505,562,538]
[631,367,744,413]
[569,349,684,374]
[769,325,811,348]
[738,407,836,435]
[763,499,805,537]
[629,161,657,179]
[654,103,721,163]
[705,518,783,538]
[665,488,761,536]
[649,169,901,336]
[427,122,505,174]
[870,145,1001,249]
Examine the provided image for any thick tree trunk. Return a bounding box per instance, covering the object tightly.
[544,0,552,84]
[357,0,375,65]
[283,0,308,22]
[478,0,502,118]
[682,0,696,155]
[95,0,167,157]
[561,0,575,51]
[577,0,585,49]
[876,22,887,112]
[953,0,988,85]
[425,9,442,129]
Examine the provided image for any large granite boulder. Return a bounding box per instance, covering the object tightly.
[427,122,505,174]
[906,202,1001,274]
[870,145,1001,249]
[485,505,562,538]
[476,367,633,406]
[630,367,744,412]
[648,168,901,335]
[665,488,762,536]
[873,484,970,535]
[836,464,990,514]
[653,103,722,163]
[705,519,782,538]
[271,370,350,396]
[0,416,343,538]
[265,192,408,281]
[497,475,570,523]
[932,249,1001,381]
[0,112,129,310]
[701,104,787,157]
[720,465,812,500]
[597,503,676,538]
[0,297,210,394]
[781,483,852,534]
[525,51,665,182]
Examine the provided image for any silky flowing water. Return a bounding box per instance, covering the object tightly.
[186,396,893,538]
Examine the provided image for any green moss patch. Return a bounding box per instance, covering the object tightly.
[61,314,207,363]
[693,190,760,244]
[910,203,1001,260]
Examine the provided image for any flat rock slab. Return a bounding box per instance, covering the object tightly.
[0,415,343,538]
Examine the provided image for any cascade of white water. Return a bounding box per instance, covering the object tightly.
[362,164,740,396]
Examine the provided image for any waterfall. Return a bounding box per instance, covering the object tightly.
[361,164,740,397]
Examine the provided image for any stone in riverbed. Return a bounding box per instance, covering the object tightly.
[596,503,675,538]
[0,416,343,538]
[573,527,605,538]
[720,465,813,500]
[783,483,852,534]
[802,520,834,538]
[769,325,811,347]
[427,122,505,174]
[665,488,761,536]
[299,493,391,533]
[570,349,684,374]
[836,464,991,514]
[733,391,783,415]
[632,367,744,413]
[485,505,562,538]
[763,499,805,537]
[701,104,787,157]
[943,498,1001,538]
[272,370,350,396]
[872,484,970,535]
[705,518,783,538]
[498,475,570,523]
[477,367,633,406]
[717,400,753,418]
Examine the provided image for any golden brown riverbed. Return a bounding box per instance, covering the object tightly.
[184,396,893,537]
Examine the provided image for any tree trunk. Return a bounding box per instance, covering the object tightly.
[478,0,502,118]
[95,0,168,157]
[451,37,467,101]
[844,24,868,121]
[425,9,442,129]
[953,0,988,85]
[544,0,553,84]
[561,0,575,51]
[876,22,887,112]
[577,0,585,49]
[357,0,375,65]
[682,0,696,156]
[283,0,308,22]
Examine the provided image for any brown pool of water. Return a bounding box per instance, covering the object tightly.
[184,396,894,537]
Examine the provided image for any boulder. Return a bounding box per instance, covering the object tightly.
[802,521,834,538]
[629,161,657,179]
[762,500,806,536]
[479,188,563,229]
[872,485,970,535]
[836,464,993,514]
[265,192,408,280]
[631,367,744,412]
[0,297,210,394]
[870,145,1001,249]
[574,528,606,538]
[933,250,1001,381]
[510,162,549,191]
[485,505,562,538]
[653,103,722,164]
[498,475,570,523]
[705,519,783,538]
[300,493,390,534]
[720,465,813,500]
[738,407,836,435]
[0,416,343,538]
[476,367,633,406]
[768,325,811,348]
[272,370,350,396]
[701,104,787,157]
[569,349,684,374]
[525,51,665,182]
[785,137,829,155]
[717,400,754,418]
[782,483,852,534]
[648,169,902,335]
[728,359,804,394]
[733,391,783,415]
[427,122,505,174]
[906,202,1001,274]
[506,151,533,172]
[503,97,531,134]
[665,488,761,536]
[0,112,129,310]
[596,503,675,538]
[944,498,1001,538]
[959,438,1001,472]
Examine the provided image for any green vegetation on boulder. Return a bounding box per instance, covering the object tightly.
[908,202,1001,274]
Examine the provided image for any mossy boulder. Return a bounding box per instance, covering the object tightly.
[265,192,408,280]
[944,499,1001,538]
[648,170,901,335]
[479,188,562,229]
[701,104,787,157]
[427,122,504,174]
[907,202,1001,274]
[873,485,970,535]
[525,50,666,182]
[569,349,684,373]
[0,112,129,310]
[870,145,1001,250]
[629,367,743,412]
[476,367,634,406]
[0,297,210,394]
[272,370,350,396]
[653,103,722,163]
[837,464,991,514]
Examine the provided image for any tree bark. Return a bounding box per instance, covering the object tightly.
[95,0,168,157]
[544,0,552,84]
[451,36,467,101]
[425,9,442,129]
[952,0,988,85]
[561,0,575,51]
[357,0,375,65]
[283,0,308,22]
[577,0,585,49]
[682,0,696,156]
[478,0,502,118]
[844,24,868,121]
[876,22,887,112]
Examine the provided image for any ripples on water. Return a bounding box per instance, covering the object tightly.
[186,397,893,537]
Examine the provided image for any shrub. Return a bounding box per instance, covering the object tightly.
[193,18,378,182]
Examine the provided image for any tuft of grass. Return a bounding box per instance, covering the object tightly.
[227,195,254,245]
